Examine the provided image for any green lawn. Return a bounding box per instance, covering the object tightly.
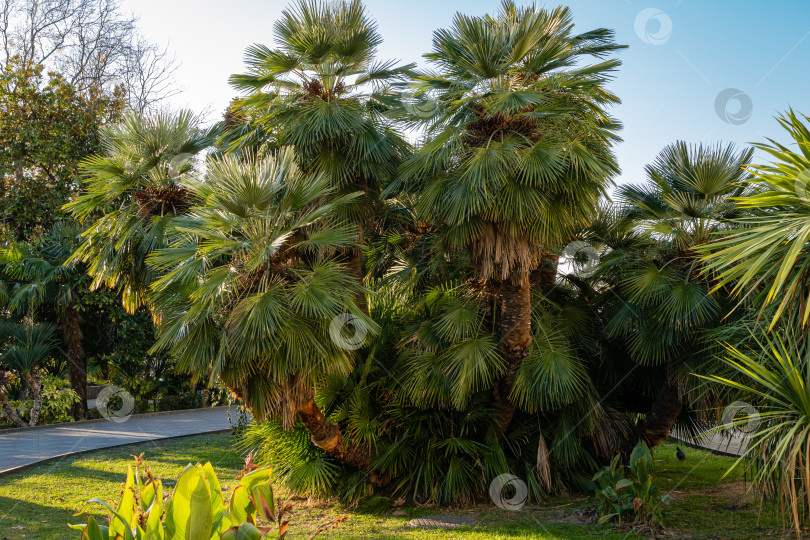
[0,433,790,539]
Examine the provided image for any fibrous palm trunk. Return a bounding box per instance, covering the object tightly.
[532,251,559,289]
[296,396,370,469]
[625,379,682,456]
[63,303,86,420]
[345,222,368,314]
[493,272,533,435]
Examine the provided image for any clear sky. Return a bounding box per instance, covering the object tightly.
[120,0,810,188]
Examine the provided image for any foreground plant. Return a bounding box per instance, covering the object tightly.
[701,335,810,536]
[592,443,670,526]
[700,110,810,331]
[70,454,345,539]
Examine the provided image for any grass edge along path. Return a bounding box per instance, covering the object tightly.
[0,433,790,539]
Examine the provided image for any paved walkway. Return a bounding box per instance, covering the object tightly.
[671,427,749,457]
[0,407,232,476]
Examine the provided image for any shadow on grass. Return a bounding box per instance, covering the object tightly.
[0,494,91,539]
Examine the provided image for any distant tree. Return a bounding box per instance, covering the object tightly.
[590,142,754,452]
[0,58,122,241]
[0,224,91,419]
[0,0,178,112]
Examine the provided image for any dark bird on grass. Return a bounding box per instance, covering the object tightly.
[676,447,686,461]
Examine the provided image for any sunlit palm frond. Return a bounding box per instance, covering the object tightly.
[65,111,215,312]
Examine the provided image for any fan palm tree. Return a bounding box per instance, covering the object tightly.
[0,223,88,418]
[592,141,753,450]
[0,322,56,427]
[149,148,374,469]
[392,0,624,434]
[228,0,414,313]
[64,111,215,314]
[700,110,810,332]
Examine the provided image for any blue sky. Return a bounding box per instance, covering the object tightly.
[121,0,810,188]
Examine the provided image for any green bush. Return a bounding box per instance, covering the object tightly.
[592,443,670,526]
[9,376,79,425]
[157,392,204,412]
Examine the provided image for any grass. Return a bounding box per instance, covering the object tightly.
[0,433,791,539]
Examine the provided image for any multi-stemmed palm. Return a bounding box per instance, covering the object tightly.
[149,149,373,468]
[228,0,413,312]
[591,141,753,449]
[392,0,624,433]
[65,111,214,313]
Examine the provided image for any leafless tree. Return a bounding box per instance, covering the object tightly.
[0,0,178,112]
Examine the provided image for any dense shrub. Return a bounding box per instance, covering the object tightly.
[8,376,79,425]
[157,392,204,412]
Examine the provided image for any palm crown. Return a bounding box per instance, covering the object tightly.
[65,111,214,313]
[620,141,754,250]
[149,149,370,423]
[395,0,624,280]
[229,0,412,224]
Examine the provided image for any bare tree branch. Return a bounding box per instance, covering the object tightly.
[0,0,178,112]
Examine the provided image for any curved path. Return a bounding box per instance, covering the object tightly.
[0,406,232,476]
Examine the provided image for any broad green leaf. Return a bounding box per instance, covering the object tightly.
[78,516,108,540]
[250,483,275,522]
[239,467,272,492]
[221,523,265,540]
[229,485,254,524]
[165,465,212,540]
[188,472,214,540]
[615,479,633,490]
[73,499,133,540]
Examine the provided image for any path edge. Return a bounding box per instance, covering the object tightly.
[669,435,744,458]
[0,405,234,434]
[0,428,233,478]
